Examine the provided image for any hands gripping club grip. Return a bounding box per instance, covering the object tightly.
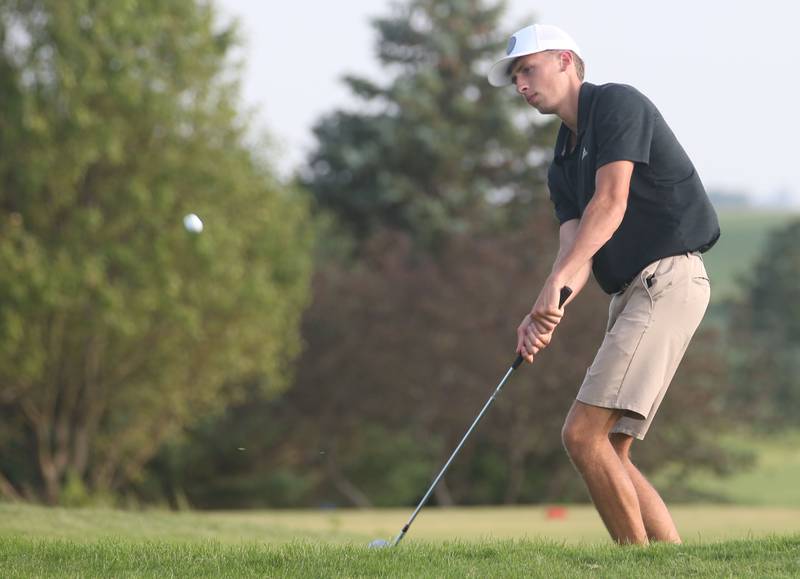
[512,286,572,369]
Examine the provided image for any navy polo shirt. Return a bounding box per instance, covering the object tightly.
[547,82,720,294]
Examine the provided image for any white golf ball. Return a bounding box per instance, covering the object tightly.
[183,213,203,233]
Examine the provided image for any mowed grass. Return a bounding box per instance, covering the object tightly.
[2,503,800,576]
[2,535,800,578]
[659,430,800,507]
[4,503,800,545]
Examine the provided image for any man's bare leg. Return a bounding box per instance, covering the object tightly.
[609,433,681,543]
[561,401,648,545]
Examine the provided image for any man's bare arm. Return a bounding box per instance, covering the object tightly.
[530,160,633,328]
[551,219,592,306]
[550,160,633,287]
[517,219,591,361]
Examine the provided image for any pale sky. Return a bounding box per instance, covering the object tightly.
[216,0,799,205]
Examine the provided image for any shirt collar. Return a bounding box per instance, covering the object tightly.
[553,82,596,163]
[576,81,596,136]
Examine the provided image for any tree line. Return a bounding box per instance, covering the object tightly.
[0,0,794,508]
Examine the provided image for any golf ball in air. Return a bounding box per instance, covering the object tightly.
[183,213,203,233]
[368,539,389,549]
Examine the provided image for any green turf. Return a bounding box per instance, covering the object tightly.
[1,535,799,577]
[702,209,799,300]
[657,431,800,507]
[4,502,800,545]
[3,502,800,576]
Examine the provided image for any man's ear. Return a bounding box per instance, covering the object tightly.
[558,50,573,72]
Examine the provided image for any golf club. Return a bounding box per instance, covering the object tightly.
[369,286,573,549]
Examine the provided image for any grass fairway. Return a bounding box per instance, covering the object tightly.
[703,209,799,300]
[2,535,800,578]
[4,503,800,545]
[2,504,800,576]
[658,431,800,508]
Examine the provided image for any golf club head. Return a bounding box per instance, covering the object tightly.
[368,539,391,549]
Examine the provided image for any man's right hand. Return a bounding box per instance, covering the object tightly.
[516,313,554,364]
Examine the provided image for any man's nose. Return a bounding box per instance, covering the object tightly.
[515,79,529,94]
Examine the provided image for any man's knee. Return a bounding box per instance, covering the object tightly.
[561,402,623,464]
[561,420,580,456]
[561,418,602,464]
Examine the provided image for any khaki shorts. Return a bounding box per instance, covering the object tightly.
[576,252,710,440]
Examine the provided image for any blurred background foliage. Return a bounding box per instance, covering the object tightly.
[0,0,797,509]
[0,0,313,504]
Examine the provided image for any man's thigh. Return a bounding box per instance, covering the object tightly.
[563,400,625,439]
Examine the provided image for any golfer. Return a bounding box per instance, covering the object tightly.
[488,25,720,545]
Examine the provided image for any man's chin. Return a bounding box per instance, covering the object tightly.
[527,99,551,114]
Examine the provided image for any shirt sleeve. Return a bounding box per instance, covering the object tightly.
[594,84,655,169]
[547,168,580,224]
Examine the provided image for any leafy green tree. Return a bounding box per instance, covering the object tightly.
[302,0,557,253]
[0,0,313,503]
[728,219,800,426]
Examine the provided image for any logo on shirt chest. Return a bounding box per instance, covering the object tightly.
[581,147,588,161]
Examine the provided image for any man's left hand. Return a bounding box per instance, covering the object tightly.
[530,276,566,333]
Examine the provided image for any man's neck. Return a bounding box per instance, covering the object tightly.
[556,80,583,134]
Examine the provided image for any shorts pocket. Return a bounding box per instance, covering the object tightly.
[692,259,711,287]
[645,256,683,300]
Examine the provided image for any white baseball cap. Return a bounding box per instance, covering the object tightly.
[487,24,582,87]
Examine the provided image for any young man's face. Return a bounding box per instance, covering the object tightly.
[510,51,566,114]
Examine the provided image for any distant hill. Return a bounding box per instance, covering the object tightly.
[702,209,800,301]
[708,191,751,210]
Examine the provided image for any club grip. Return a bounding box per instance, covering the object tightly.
[512,286,573,369]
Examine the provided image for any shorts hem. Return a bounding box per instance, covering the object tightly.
[575,394,648,421]
[610,426,646,441]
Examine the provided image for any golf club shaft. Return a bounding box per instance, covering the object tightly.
[391,363,516,546]
[392,286,572,547]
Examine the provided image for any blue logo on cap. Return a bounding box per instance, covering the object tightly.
[506,36,516,55]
